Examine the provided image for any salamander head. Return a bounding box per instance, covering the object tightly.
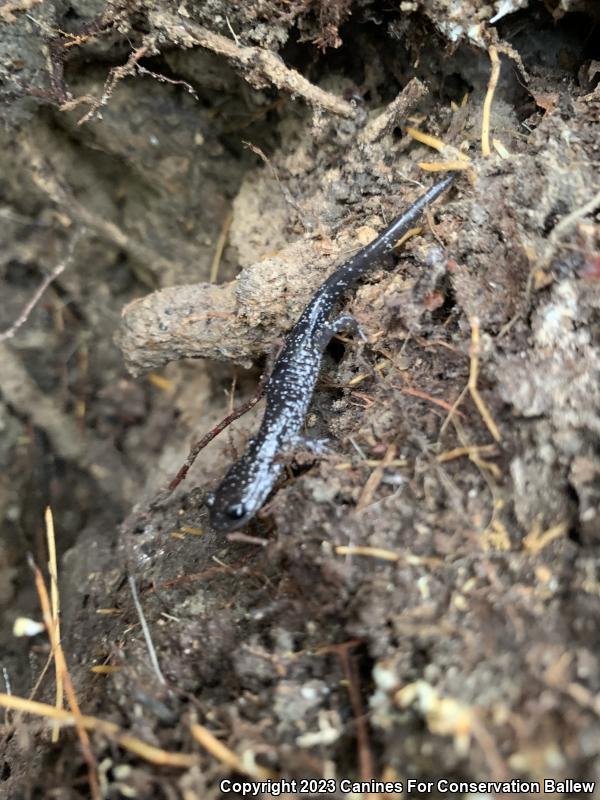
[206,488,256,532]
[206,453,281,532]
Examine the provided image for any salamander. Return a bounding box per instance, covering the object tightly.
[207,175,454,532]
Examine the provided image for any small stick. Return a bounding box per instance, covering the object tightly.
[549,189,600,246]
[482,46,501,157]
[128,575,166,685]
[468,318,501,442]
[0,229,81,342]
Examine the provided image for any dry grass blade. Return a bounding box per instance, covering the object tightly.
[190,723,276,779]
[0,693,198,767]
[29,557,100,799]
[336,546,441,567]
[45,507,63,743]
[336,545,400,562]
[355,444,396,512]
[128,575,166,685]
[418,161,473,172]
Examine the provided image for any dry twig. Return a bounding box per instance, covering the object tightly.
[0,229,81,342]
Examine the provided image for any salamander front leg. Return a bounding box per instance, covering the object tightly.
[276,434,331,465]
[316,314,367,352]
[289,434,331,456]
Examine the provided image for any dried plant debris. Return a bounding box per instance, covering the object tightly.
[1,0,600,798]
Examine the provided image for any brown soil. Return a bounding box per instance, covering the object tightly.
[1,1,599,798]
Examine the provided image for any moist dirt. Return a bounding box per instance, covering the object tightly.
[0,1,599,798]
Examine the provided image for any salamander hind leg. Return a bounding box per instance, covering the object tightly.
[316,314,367,352]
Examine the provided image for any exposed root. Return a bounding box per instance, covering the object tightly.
[315,641,373,781]
[21,139,180,282]
[149,11,355,118]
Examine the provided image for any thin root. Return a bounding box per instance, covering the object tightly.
[481,46,501,157]
[468,318,501,442]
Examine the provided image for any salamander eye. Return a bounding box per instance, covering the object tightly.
[225,503,246,520]
[205,492,215,508]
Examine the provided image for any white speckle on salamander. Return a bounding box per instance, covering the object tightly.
[209,175,455,532]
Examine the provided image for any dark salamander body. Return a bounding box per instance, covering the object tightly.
[207,175,454,532]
